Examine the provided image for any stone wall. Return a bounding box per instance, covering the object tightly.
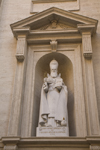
[72,0,100,130]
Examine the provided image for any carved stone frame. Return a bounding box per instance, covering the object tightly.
[7,7,100,138]
[30,0,79,13]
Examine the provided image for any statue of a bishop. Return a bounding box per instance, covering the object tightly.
[39,59,69,128]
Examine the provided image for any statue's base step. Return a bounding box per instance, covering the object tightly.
[36,127,69,137]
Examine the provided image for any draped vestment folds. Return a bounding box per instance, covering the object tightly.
[39,76,68,127]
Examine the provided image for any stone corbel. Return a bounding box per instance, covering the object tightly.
[16,35,27,62]
[78,24,96,59]
[7,30,29,136]
[50,40,58,52]
[11,27,30,62]
[82,32,92,59]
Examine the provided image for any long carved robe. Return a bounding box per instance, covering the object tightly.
[39,76,68,127]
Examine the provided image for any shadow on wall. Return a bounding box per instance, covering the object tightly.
[32,52,76,136]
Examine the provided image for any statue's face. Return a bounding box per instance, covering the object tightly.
[50,65,58,78]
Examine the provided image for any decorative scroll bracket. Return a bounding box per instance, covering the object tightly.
[16,35,27,62]
[82,32,92,59]
[12,27,30,62]
[50,40,58,52]
[78,24,96,59]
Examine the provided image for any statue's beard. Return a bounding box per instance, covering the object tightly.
[50,71,58,78]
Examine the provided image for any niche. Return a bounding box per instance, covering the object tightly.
[32,52,76,136]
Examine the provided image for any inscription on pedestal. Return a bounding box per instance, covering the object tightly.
[36,127,69,137]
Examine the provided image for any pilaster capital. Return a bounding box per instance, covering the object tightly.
[12,27,30,39]
[77,24,96,36]
[2,137,20,145]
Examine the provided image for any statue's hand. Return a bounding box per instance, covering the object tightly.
[44,77,47,82]
[43,82,48,93]
[56,86,62,92]
[47,76,54,84]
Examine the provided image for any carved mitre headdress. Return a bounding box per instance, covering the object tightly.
[50,59,58,70]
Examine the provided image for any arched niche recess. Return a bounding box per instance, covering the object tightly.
[32,52,76,136]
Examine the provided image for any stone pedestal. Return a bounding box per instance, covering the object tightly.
[36,127,69,137]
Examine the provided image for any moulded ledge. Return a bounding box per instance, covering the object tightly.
[0,136,100,150]
[1,136,100,145]
[32,0,77,3]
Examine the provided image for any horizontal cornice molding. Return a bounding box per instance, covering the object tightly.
[1,136,100,147]
[27,31,82,44]
[30,29,79,34]
[12,24,96,44]
[32,0,77,3]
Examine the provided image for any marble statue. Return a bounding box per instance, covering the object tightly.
[39,59,68,128]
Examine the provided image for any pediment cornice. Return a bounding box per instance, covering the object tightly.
[10,7,98,40]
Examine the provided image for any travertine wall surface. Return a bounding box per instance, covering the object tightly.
[0,0,100,138]
[72,0,100,131]
[0,0,32,137]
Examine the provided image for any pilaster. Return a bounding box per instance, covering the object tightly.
[21,48,34,137]
[7,35,27,136]
[73,45,87,137]
[81,30,100,135]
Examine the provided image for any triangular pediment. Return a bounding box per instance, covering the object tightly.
[10,7,98,38]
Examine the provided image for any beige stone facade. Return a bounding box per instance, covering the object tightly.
[0,0,100,150]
